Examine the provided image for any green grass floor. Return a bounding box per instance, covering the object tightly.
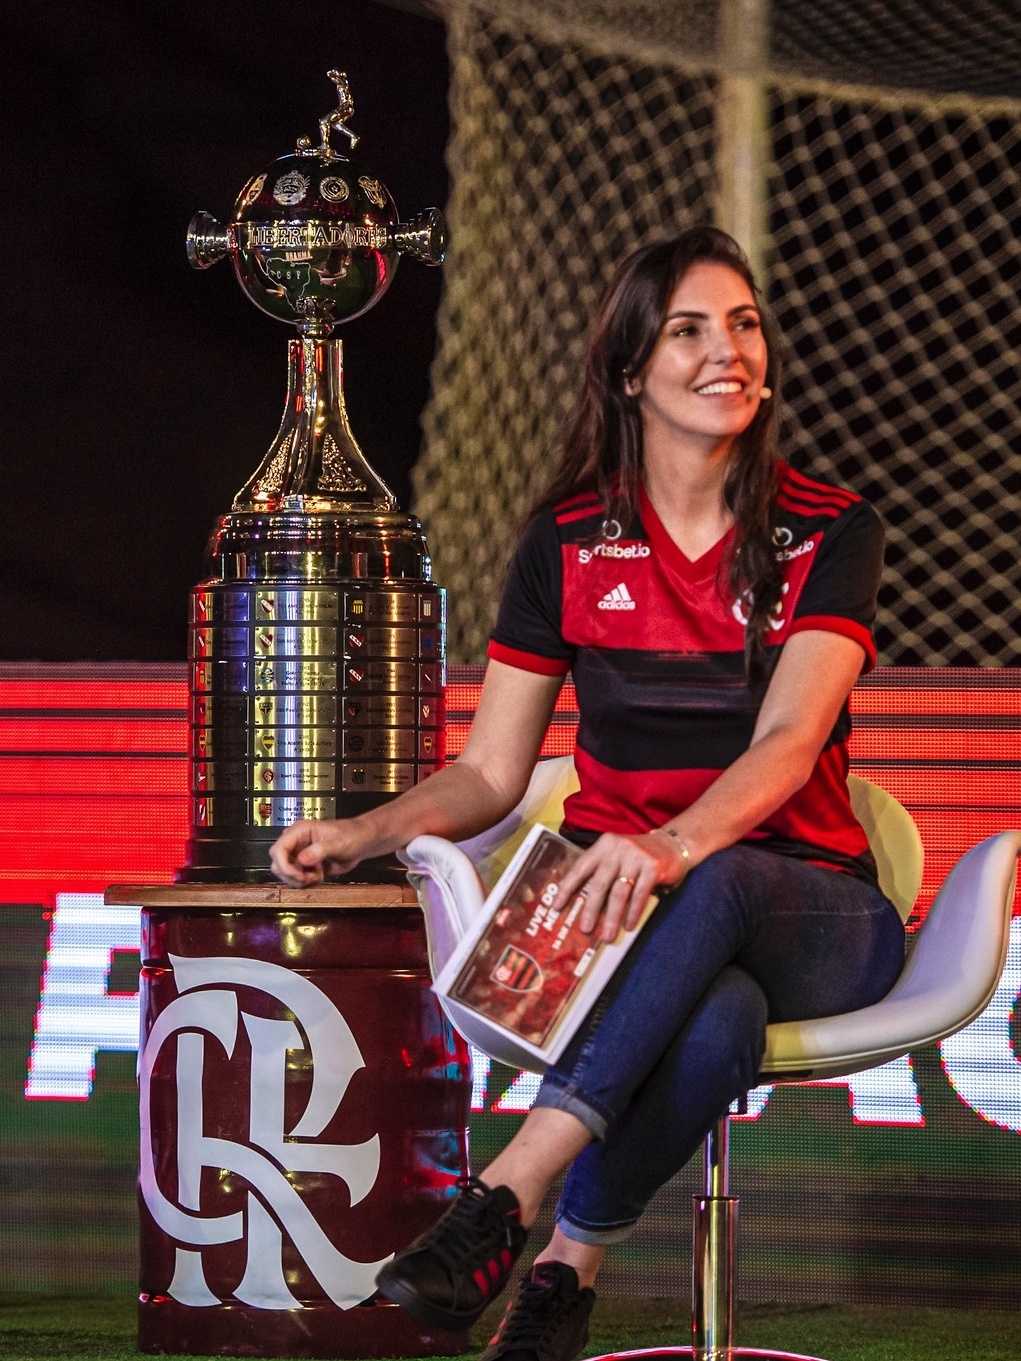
[1,1295,1020,1361]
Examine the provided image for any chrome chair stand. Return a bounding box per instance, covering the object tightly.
[596,1110,829,1361]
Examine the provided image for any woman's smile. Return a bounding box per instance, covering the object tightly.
[695,379,747,395]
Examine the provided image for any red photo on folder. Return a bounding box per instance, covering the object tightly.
[435,825,657,1061]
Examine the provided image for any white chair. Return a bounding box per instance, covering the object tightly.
[399,755,1021,1361]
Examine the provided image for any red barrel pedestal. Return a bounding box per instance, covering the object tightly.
[107,883,471,1359]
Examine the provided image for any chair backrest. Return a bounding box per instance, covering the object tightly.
[457,754,580,889]
[847,774,924,921]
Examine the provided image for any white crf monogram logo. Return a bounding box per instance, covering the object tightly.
[139,954,388,1309]
[732,581,790,630]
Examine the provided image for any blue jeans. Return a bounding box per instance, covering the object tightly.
[532,844,906,1244]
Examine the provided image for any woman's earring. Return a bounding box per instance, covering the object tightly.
[759,386,773,400]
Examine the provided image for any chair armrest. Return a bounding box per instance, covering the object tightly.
[763,830,1021,1080]
[456,756,579,888]
[399,834,548,1074]
[398,835,486,979]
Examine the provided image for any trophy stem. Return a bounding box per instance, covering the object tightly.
[234,338,396,514]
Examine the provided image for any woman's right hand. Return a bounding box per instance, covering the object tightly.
[269,818,373,886]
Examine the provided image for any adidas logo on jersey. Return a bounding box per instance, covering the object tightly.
[598,583,636,611]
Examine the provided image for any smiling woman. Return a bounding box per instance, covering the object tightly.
[268,225,907,1361]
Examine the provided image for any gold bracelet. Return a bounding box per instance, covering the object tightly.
[656,825,691,868]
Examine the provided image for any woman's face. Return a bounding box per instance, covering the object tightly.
[628,261,769,452]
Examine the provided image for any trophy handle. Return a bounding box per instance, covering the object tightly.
[388,209,447,266]
[186,211,230,270]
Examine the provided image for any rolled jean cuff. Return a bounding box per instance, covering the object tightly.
[556,1208,639,1246]
[531,1077,610,1141]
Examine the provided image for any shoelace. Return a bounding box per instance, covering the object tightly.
[418,1177,513,1272]
[496,1273,571,1348]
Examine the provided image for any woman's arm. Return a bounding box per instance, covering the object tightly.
[269,660,563,885]
[557,629,867,940]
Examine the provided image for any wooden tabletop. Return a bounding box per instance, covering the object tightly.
[104,882,420,909]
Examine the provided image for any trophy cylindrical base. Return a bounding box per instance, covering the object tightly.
[177,794,408,883]
[179,521,446,884]
[176,828,407,884]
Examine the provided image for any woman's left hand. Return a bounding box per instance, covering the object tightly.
[555,829,691,943]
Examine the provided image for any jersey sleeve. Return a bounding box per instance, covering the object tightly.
[487,511,574,675]
[788,498,885,669]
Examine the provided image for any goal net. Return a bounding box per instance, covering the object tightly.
[414,0,1021,666]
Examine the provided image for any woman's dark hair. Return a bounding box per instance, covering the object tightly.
[533,225,784,678]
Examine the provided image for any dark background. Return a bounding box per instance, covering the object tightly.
[3,0,449,661]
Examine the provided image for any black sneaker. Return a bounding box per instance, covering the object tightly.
[480,1261,596,1361]
[375,1177,528,1330]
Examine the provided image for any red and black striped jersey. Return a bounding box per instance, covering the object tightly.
[488,463,884,880]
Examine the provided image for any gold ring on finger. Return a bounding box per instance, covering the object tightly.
[618,875,635,887]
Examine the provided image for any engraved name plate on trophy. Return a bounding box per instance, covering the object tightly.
[179,70,446,882]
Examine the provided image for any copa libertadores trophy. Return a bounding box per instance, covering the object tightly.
[179,70,446,882]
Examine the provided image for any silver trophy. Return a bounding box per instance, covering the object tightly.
[179,70,446,882]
